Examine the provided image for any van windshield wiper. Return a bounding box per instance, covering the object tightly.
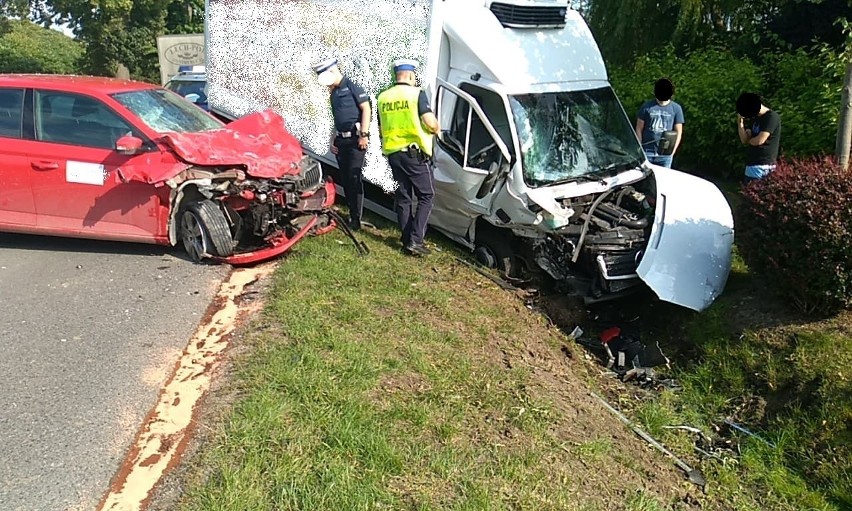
[550,171,608,186]
[598,158,642,176]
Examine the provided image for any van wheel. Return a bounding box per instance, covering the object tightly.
[473,228,520,279]
[179,200,235,262]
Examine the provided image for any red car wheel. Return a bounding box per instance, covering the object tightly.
[179,200,235,262]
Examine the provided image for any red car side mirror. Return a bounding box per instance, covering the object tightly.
[116,135,143,155]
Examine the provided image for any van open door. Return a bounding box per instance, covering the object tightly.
[430,79,512,236]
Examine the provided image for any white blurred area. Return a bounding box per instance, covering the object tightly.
[206,0,431,194]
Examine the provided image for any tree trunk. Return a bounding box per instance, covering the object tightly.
[835,61,852,169]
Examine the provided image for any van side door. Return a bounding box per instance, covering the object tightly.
[430,79,511,233]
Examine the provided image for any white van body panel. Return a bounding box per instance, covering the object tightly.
[636,166,735,311]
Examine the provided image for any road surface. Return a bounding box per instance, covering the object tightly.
[0,233,229,511]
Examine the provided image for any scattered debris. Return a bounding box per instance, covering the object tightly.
[591,391,707,489]
[722,418,776,448]
[569,325,677,389]
[327,209,369,256]
[453,256,519,292]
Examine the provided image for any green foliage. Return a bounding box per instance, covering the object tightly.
[759,41,846,159]
[737,156,852,315]
[0,20,83,74]
[586,0,785,67]
[610,41,845,178]
[29,0,204,82]
[610,45,763,178]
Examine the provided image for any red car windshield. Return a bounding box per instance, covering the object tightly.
[111,89,222,134]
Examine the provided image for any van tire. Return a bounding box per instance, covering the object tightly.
[179,200,235,262]
[473,227,519,278]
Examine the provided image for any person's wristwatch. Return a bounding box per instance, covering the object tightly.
[359,132,369,138]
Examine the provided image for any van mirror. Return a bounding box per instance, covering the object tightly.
[184,93,201,104]
[116,135,143,155]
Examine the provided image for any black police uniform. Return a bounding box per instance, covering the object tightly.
[330,76,370,230]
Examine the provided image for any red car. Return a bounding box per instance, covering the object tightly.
[0,74,339,265]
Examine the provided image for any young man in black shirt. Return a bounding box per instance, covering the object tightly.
[736,92,781,185]
[314,58,372,230]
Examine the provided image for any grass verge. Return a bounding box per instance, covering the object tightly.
[633,245,852,511]
[167,214,709,511]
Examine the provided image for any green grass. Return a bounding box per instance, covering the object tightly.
[173,216,629,510]
[168,195,850,510]
[634,247,852,511]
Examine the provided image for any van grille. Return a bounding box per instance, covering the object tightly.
[489,2,568,28]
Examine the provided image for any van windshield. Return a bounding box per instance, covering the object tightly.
[509,87,645,187]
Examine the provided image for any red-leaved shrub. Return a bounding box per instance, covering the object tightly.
[736,155,852,315]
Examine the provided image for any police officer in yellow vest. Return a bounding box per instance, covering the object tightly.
[376,59,440,256]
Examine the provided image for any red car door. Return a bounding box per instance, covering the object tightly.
[27,89,170,243]
[0,87,37,229]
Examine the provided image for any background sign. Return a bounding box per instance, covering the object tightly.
[156,34,206,85]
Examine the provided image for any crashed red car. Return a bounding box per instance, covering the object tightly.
[0,75,337,265]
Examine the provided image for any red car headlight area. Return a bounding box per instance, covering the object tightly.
[211,179,338,266]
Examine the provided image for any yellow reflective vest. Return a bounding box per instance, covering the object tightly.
[377,84,433,156]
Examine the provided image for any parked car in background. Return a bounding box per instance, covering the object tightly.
[0,74,337,265]
[164,65,209,110]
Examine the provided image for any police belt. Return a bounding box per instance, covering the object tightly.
[336,123,360,138]
[396,143,429,159]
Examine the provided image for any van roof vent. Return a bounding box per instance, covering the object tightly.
[489,2,568,29]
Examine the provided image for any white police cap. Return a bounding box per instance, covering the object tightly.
[393,59,419,72]
[313,57,338,86]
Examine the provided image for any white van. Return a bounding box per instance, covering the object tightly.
[204,0,734,312]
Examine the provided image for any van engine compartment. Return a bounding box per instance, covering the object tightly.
[533,178,657,300]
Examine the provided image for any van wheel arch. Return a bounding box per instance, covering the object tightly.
[472,221,524,279]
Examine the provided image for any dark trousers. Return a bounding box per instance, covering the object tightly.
[387,150,434,247]
[334,136,366,227]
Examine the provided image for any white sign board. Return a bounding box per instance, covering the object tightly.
[156,34,206,85]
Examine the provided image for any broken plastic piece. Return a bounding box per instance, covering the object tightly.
[600,326,621,344]
[723,419,776,448]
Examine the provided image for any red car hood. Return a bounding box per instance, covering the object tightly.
[121,110,305,184]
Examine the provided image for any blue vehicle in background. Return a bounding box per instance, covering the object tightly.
[164,65,209,111]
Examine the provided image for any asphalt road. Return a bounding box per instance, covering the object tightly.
[0,233,229,511]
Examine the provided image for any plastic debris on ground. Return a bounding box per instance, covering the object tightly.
[570,323,680,390]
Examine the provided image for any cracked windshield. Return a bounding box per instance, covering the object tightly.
[112,89,222,133]
[509,86,645,187]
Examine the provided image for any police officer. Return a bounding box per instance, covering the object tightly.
[376,59,440,256]
[313,57,372,231]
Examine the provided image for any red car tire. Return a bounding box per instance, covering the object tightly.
[179,200,235,262]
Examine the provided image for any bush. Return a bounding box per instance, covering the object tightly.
[736,156,852,315]
[761,47,843,158]
[610,45,763,179]
[0,20,83,74]
[609,44,845,180]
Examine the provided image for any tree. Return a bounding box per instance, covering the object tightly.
[584,0,816,66]
[15,0,204,82]
[0,19,83,73]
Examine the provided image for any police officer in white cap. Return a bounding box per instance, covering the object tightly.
[376,58,440,256]
[313,57,372,231]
